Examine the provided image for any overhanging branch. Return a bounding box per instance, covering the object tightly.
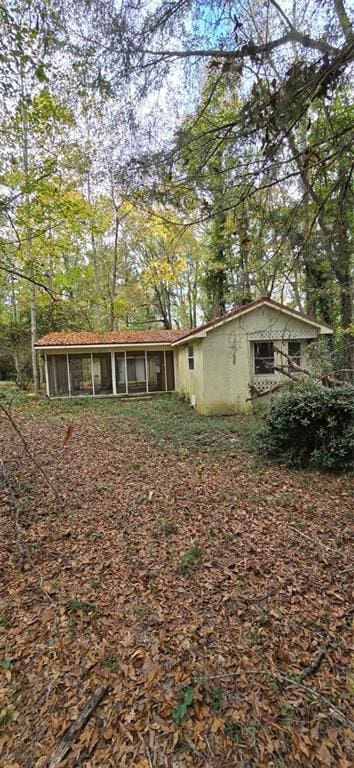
[0,263,62,299]
[137,31,339,61]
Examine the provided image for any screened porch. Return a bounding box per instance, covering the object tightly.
[45,349,175,397]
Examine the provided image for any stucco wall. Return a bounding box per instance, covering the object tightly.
[201,322,249,414]
[175,305,321,415]
[174,340,205,412]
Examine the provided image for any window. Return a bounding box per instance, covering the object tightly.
[254,342,274,375]
[188,345,194,370]
[288,341,301,368]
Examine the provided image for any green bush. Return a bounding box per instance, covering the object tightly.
[256,384,354,472]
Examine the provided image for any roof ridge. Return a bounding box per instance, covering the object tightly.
[36,298,333,348]
[173,296,333,343]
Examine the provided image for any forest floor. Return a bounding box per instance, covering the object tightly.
[0,393,353,768]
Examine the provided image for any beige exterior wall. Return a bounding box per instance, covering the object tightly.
[175,304,321,415]
[174,339,205,412]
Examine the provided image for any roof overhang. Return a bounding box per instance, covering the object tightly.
[35,342,175,352]
[172,299,333,345]
[172,332,207,346]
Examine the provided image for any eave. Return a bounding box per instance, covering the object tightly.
[172,298,333,345]
[35,342,175,352]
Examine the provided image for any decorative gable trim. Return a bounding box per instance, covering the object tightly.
[247,329,319,341]
[172,297,333,346]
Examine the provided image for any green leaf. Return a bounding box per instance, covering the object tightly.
[183,686,194,706]
[172,702,187,724]
[35,63,48,82]
[171,686,195,724]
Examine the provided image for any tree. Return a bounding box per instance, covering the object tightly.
[117,204,203,328]
[73,0,352,344]
[0,85,93,379]
[0,1,64,388]
[1,0,352,384]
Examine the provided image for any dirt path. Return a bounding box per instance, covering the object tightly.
[0,405,352,767]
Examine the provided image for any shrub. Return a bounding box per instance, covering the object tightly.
[256,384,354,472]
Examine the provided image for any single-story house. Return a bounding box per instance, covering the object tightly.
[35,297,333,413]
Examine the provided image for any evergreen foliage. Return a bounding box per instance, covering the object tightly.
[257,385,354,472]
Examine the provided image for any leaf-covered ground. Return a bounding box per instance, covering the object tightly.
[0,395,353,767]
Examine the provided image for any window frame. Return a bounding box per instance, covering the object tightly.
[188,345,194,371]
[254,341,275,375]
[287,340,302,369]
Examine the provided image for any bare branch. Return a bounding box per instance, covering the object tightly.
[49,685,109,768]
[0,459,31,570]
[0,262,62,299]
[333,0,354,42]
[273,345,311,375]
[271,364,303,381]
[138,30,339,60]
[268,0,295,31]
[0,403,63,508]
[247,380,289,401]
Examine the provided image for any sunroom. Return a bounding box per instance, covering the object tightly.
[35,330,186,398]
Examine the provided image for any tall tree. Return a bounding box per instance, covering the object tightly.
[1,1,61,388]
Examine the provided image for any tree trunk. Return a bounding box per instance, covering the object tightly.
[205,154,228,319]
[30,284,39,391]
[87,172,99,284]
[239,208,252,304]
[110,214,119,330]
[20,61,39,393]
[155,286,171,329]
[288,132,353,372]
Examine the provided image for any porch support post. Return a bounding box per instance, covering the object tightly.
[111,351,117,395]
[164,350,168,391]
[66,353,71,396]
[124,351,128,395]
[145,350,149,393]
[44,354,50,397]
[90,352,95,395]
[53,356,58,394]
[172,349,177,391]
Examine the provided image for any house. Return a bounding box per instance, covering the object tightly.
[35,329,184,399]
[35,297,333,413]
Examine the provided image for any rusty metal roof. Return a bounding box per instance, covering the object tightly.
[35,329,187,347]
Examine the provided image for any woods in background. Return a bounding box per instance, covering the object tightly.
[0,0,353,384]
